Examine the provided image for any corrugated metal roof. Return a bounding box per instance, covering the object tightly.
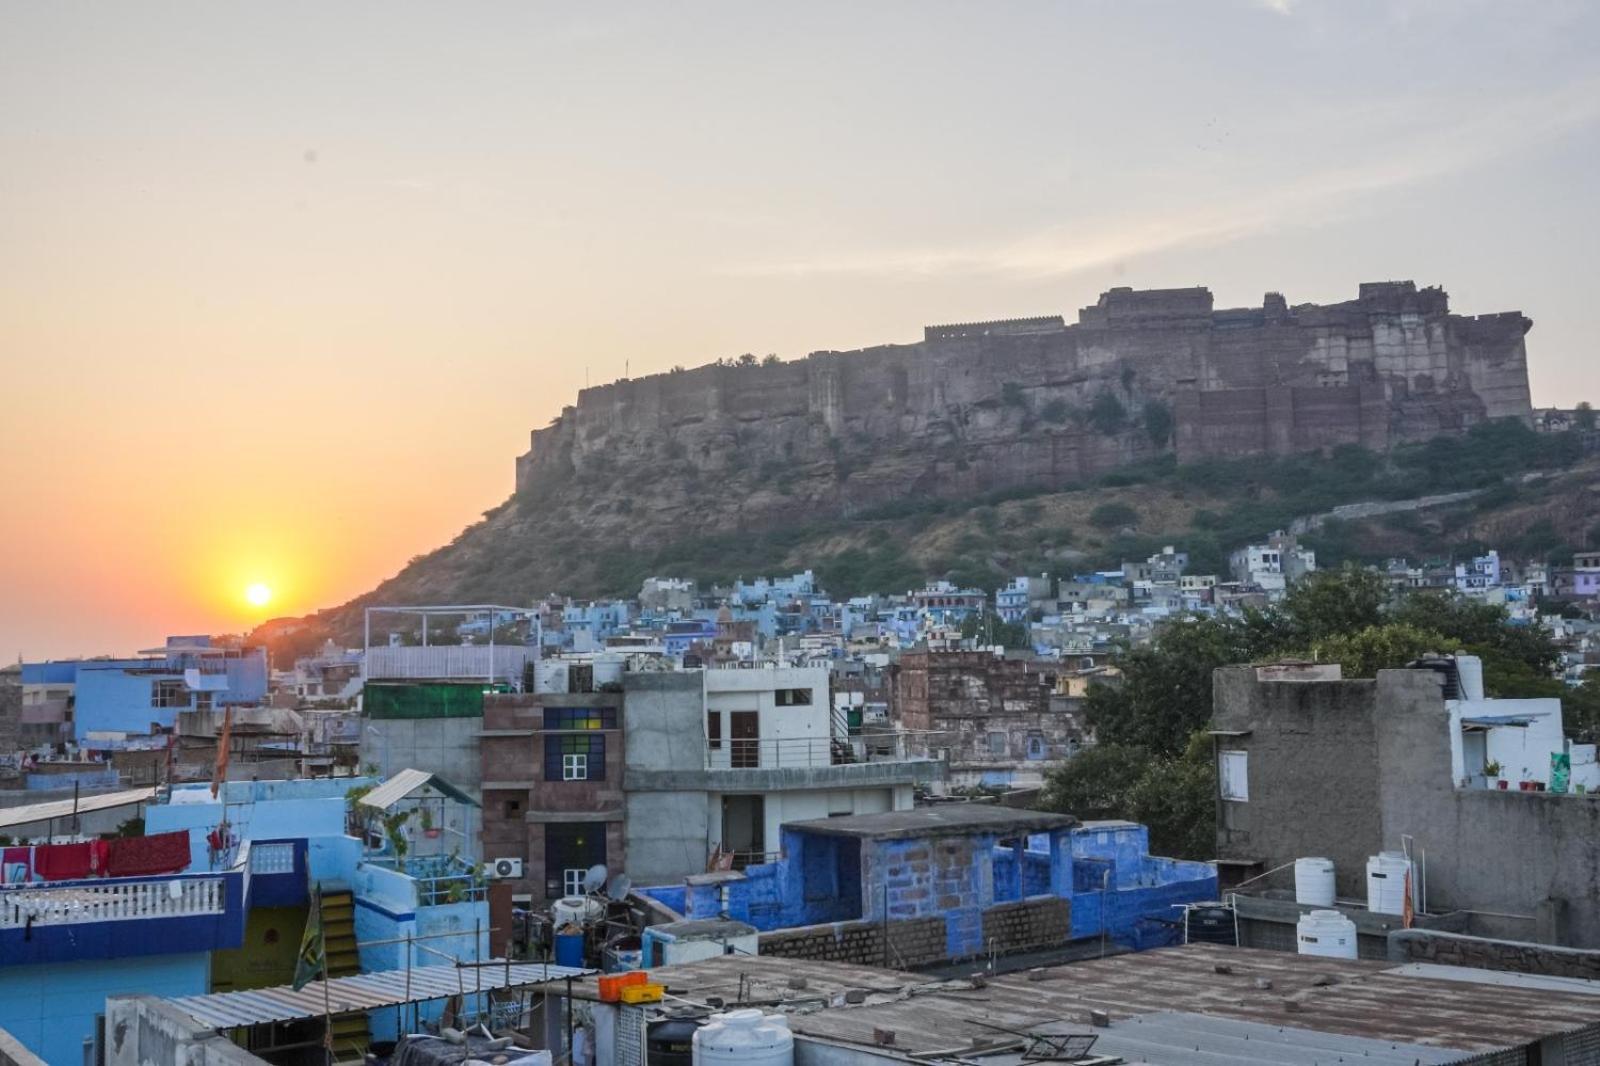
[0,787,157,830]
[1385,962,1600,996]
[170,962,592,1028]
[1083,1011,1470,1065]
[357,768,479,810]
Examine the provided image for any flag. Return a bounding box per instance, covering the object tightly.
[1402,868,1414,929]
[294,884,326,991]
[210,706,233,799]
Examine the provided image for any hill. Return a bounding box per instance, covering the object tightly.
[263,419,1598,660]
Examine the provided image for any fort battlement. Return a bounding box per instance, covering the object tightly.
[517,282,1533,510]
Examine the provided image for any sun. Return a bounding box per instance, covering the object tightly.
[245,583,273,608]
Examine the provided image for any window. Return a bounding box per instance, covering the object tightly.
[1220,750,1249,801]
[543,707,616,730]
[987,731,1008,755]
[152,679,188,708]
[707,712,722,750]
[503,798,522,819]
[774,688,813,706]
[1026,733,1046,760]
[544,734,605,781]
[545,822,606,899]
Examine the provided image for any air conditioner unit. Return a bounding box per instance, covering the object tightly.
[489,857,524,879]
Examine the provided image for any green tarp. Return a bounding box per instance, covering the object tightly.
[363,682,505,719]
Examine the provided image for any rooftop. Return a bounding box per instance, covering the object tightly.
[547,946,1600,1058]
[783,805,1077,841]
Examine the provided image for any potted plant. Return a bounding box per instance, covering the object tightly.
[421,805,441,840]
[1483,760,1505,789]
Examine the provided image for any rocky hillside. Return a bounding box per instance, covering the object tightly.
[261,420,1598,660]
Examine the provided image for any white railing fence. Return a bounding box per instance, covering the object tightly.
[0,877,227,929]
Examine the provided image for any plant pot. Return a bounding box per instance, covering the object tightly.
[1520,781,1534,791]
[423,828,442,839]
[1496,779,1509,790]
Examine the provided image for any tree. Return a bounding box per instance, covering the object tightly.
[1277,565,1389,645]
[1299,623,1457,678]
[1143,399,1174,448]
[1089,501,1139,530]
[762,353,782,367]
[1039,744,1148,821]
[736,352,758,367]
[959,612,1030,649]
[1576,402,1596,431]
[1086,392,1127,435]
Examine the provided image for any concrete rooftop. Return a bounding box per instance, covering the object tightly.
[783,804,1078,841]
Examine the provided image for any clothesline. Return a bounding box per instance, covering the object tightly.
[0,830,192,885]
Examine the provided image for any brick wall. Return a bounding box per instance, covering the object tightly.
[759,896,1070,969]
[980,898,1070,953]
[757,915,947,968]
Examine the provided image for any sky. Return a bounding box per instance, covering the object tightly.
[2,0,1597,660]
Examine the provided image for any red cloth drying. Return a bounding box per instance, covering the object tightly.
[88,839,110,877]
[1,846,33,884]
[105,830,191,877]
[33,842,91,881]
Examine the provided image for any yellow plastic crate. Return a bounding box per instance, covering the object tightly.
[619,983,664,1004]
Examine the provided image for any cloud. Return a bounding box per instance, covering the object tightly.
[1253,0,1298,14]
[724,78,1600,283]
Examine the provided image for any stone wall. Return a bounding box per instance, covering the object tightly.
[1390,928,1600,979]
[980,897,1071,953]
[517,281,1533,511]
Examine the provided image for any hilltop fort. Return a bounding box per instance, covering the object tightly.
[518,281,1532,511]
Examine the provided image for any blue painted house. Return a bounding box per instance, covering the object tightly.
[638,807,1215,967]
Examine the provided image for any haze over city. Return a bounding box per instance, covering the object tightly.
[3,0,1597,658]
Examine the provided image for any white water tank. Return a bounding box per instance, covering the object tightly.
[693,1009,794,1066]
[551,896,604,930]
[1455,655,1485,702]
[1293,857,1335,907]
[1296,909,1358,959]
[1366,852,1412,915]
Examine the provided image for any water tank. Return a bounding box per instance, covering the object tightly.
[693,1009,794,1066]
[1455,655,1485,702]
[1184,904,1237,946]
[1296,909,1358,959]
[1294,857,1336,907]
[1366,852,1412,915]
[648,1018,703,1066]
[551,895,604,930]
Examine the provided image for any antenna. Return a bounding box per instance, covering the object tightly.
[583,863,608,895]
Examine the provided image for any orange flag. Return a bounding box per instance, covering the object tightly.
[1402,868,1415,929]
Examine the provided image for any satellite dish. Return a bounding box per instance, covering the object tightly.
[607,873,632,900]
[583,864,608,894]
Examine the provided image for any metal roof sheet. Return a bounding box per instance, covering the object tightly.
[1083,1011,1470,1065]
[0,787,157,830]
[169,962,592,1028]
[357,768,479,810]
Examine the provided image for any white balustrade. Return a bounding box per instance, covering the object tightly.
[0,877,226,929]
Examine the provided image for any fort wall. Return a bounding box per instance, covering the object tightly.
[516,281,1532,506]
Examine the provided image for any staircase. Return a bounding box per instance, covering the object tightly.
[321,889,369,1064]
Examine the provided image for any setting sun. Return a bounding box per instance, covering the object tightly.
[245,583,273,608]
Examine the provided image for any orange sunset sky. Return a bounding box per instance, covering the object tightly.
[3,2,1597,660]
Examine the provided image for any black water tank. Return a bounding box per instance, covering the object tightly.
[646,1018,702,1065]
[1405,657,1460,700]
[1185,904,1237,946]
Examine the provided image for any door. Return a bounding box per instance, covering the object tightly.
[730,711,760,768]
[721,795,765,868]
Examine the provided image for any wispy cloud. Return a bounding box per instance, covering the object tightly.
[725,79,1600,283]
[1253,0,1298,15]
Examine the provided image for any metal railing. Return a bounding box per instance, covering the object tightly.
[705,730,948,770]
[0,876,227,929]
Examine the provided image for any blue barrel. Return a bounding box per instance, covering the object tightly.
[554,932,585,968]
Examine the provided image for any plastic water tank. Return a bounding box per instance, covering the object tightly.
[1366,852,1412,915]
[1455,655,1485,702]
[1184,904,1237,946]
[1296,909,1358,959]
[1294,857,1336,907]
[693,1009,794,1066]
[552,896,605,929]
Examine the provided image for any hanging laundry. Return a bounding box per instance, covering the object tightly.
[1,845,33,885]
[106,830,191,877]
[34,841,92,881]
[88,839,111,876]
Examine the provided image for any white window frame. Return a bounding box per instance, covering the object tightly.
[563,868,587,896]
[562,753,589,781]
[1220,749,1249,802]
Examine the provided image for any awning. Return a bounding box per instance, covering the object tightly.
[1461,715,1540,731]
[169,962,593,1028]
[358,768,479,810]
[0,787,158,830]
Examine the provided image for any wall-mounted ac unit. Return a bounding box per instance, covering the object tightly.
[489,857,524,879]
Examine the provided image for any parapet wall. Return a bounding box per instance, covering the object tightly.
[516,281,1533,519]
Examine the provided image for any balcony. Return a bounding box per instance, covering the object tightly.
[0,850,249,966]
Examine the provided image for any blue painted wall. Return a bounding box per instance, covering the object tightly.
[0,951,210,1065]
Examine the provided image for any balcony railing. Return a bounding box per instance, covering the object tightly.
[706,736,842,770]
[0,876,227,929]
